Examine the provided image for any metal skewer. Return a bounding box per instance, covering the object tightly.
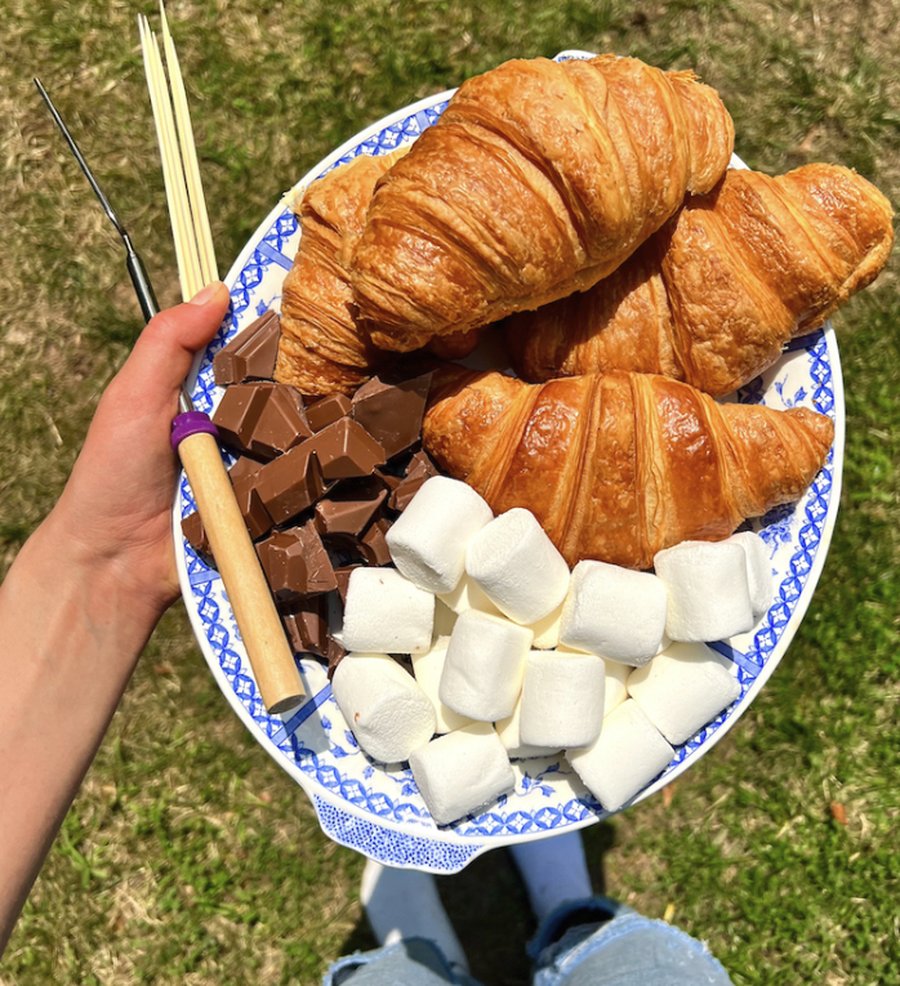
[34,77,192,416]
[35,77,305,713]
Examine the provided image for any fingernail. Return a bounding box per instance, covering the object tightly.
[189,281,225,306]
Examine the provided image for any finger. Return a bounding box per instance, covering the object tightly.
[115,282,231,408]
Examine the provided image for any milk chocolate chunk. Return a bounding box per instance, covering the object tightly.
[374,467,402,492]
[359,517,393,566]
[302,418,386,481]
[326,636,347,679]
[254,445,326,525]
[388,450,440,511]
[333,564,362,604]
[231,469,273,540]
[314,488,387,537]
[228,455,261,486]
[281,595,329,657]
[229,456,272,538]
[181,511,210,557]
[257,521,337,600]
[212,382,271,455]
[350,372,432,459]
[306,393,351,432]
[293,520,339,595]
[213,310,280,385]
[247,385,312,459]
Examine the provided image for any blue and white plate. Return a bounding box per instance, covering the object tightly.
[173,51,844,873]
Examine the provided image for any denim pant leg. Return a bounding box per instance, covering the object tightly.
[323,937,483,986]
[531,898,733,986]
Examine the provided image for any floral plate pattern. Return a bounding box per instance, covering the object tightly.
[172,51,844,873]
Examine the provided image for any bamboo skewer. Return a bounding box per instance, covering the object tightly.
[158,0,218,287]
[138,8,305,714]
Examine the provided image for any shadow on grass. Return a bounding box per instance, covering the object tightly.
[334,822,616,986]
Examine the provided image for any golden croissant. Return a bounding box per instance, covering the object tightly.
[275,150,480,396]
[274,151,401,397]
[351,54,734,353]
[423,368,834,570]
[505,163,894,395]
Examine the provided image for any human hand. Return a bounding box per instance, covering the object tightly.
[48,282,231,619]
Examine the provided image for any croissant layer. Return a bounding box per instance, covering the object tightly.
[274,149,481,396]
[274,152,400,396]
[351,55,734,352]
[507,163,894,395]
[423,368,833,569]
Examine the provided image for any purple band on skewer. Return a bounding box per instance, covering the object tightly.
[171,411,219,451]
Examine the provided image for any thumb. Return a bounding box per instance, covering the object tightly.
[117,282,231,407]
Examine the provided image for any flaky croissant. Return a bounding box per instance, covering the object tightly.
[274,151,402,396]
[351,54,734,352]
[423,368,834,570]
[274,150,481,396]
[506,164,894,395]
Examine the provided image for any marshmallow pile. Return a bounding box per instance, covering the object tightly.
[330,476,771,824]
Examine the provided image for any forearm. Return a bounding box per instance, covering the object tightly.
[0,507,164,950]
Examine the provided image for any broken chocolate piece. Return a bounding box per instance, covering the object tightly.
[326,636,347,680]
[181,511,210,557]
[213,383,310,460]
[359,516,393,566]
[247,385,312,459]
[281,595,330,658]
[350,372,432,459]
[293,520,339,595]
[374,467,403,492]
[314,488,387,537]
[212,382,271,455]
[228,455,261,486]
[388,451,440,511]
[302,418,386,481]
[333,564,362,604]
[231,472,273,540]
[254,445,326,525]
[213,310,281,385]
[257,521,337,600]
[306,393,351,432]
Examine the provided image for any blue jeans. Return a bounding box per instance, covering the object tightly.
[324,897,733,985]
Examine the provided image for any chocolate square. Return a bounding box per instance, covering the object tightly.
[350,372,432,459]
[254,445,326,525]
[213,310,281,385]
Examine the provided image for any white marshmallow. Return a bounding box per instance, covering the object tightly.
[432,598,459,638]
[556,644,629,715]
[653,540,754,642]
[411,637,474,734]
[601,658,631,717]
[409,723,515,826]
[529,604,563,649]
[438,574,501,617]
[385,476,493,593]
[439,610,532,721]
[559,560,668,666]
[725,531,773,617]
[567,699,674,811]
[495,690,561,759]
[627,642,741,745]
[519,650,605,749]
[465,508,570,624]
[342,567,434,655]
[331,652,436,763]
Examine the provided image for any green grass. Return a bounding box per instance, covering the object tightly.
[1,1,897,983]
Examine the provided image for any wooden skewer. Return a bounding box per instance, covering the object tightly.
[139,14,201,298]
[139,10,304,714]
[158,0,218,287]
